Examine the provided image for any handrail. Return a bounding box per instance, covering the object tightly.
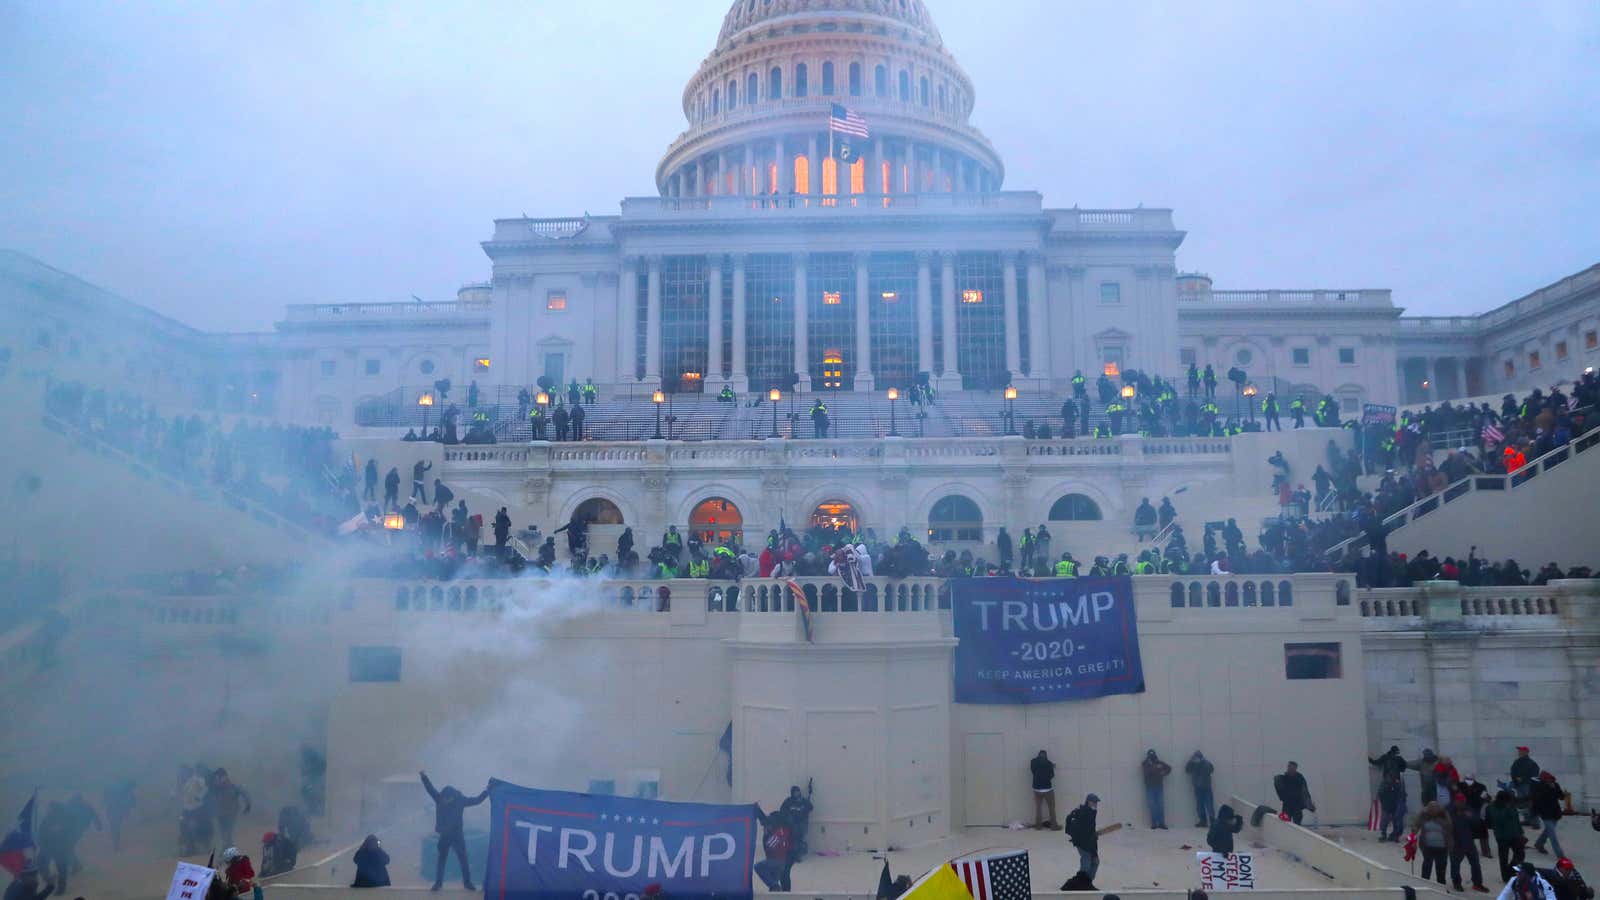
[1323,423,1600,558]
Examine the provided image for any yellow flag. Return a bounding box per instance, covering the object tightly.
[900,863,974,900]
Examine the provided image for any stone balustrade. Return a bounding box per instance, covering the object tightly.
[1357,579,1599,627]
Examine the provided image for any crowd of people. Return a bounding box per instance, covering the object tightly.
[44,381,350,534]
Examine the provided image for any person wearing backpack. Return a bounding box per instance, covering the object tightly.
[1065,794,1103,880]
[1414,801,1453,887]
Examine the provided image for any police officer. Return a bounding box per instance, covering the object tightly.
[1263,392,1281,431]
[810,399,830,438]
[1186,363,1200,398]
[1054,553,1078,577]
[1290,395,1306,428]
[1072,370,1088,401]
[1202,364,1218,399]
[1111,553,1131,576]
[528,404,546,440]
[718,384,736,403]
[583,378,598,405]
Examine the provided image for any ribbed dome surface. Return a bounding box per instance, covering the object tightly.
[716,0,943,51]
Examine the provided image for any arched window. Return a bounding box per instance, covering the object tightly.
[793,155,810,194]
[898,70,910,101]
[849,157,864,194]
[822,157,837,196]
[747,73,758,105]
[794,63,807,97]
[727,78,737,109]
[938,82,947,111]
[929,495,982,542]
[769,67,782,100]
[811,500,859,536]
[573,497,624,525]
[690,497,743,543]
[919,76,929,106]
[1048,494,1102,521]
[874,65,887,97]
[821,61,834,95]
[712,87,720,114]
[849,62,862,96]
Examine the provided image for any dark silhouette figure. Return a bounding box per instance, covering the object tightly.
[420,772,488,891]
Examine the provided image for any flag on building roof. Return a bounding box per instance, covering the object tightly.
[0,792,37,876]
[951,849,1030,900]
[829,103,869,138]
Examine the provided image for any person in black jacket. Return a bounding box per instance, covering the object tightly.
[1030,751,1058,829]
[1186,751,1216,827]
[1447,792,1487,892]
[412,460,431,503]
[1066,794,1102,880]
[1531,772,1566,857]
[1377,771,1408,843]
[420,772,489,891]
[1273,762,1312,825]
[351,835,391,888]
[1206,805,1243,855]
[1542,858,1595,900]
[1511,747,1541,824]
[383,467,401,511]
[1369,745,1407,781]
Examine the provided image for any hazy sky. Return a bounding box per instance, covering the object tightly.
[1,0,1596,332]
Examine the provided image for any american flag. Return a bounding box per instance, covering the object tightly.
[951,849,1030,900]
[1482,423,1504,445]
[829,103,869,138]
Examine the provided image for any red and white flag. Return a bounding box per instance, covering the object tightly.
[951,849,1030,900]
[1482,423,1504,445]
[1368,796,1382,831]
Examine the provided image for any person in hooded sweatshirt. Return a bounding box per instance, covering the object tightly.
[1449,792,1489,893]
[1186,751,1216,827]
[1414,801,1454,887]
[1206,805,1244,855]
[351,835,391,888]
[421,771,489,891]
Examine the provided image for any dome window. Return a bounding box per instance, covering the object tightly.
[849,62,862,97]
[795,63,807,97]
[898,70,910,102]
[747,73,758,105]
[821,61,834,95]
[727,78,737,109]
[874,65,887,97]
[769,66,782,100]
[919,76,929,106]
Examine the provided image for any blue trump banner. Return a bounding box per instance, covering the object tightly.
[484,779,758,900]
[951,576,1146,704]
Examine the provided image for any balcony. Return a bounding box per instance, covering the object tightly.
[281,300,492,322]
[618,190,1044,221]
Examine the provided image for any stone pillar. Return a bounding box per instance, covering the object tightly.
[777,138,791,194]
[1424,632,1481,780]
[743,143,753,195]
[794,255,811,391]
[1027,254,1049,382]
[916,252,934,377]
[912,143,923,193]
[939,253,961,389]
[854,252,873,390]
[696,158,707,198]
[731,255,749,392]
[873,137,885,195]
[619,257,638,383]
[1430,357,1444,401]
[1002,252,1022,379]
[645,256,662,384]
[807,135,818,197]
[708,255,724,385]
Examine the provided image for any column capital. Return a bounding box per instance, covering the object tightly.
[1002,250,1021,267]
[914,250,936,266]
[731,252,748,270]
[706,253,724,271]
[792,252,810,270]
[853,251,873,266]
[645,254,664,269]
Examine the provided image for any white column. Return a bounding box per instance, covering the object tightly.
[793,255,811,391]
[619,257,638,383]
[916,252,934,375]
[807,135,818,197]
[1002,252,1021,379]
[940,253,961,388]
[873,137,885,195]
[645,256,662,383]
[743,143,753,195]
[854,252,873,390]
[708,255,724,385]
[777,138,791,194]
[731,255,749,391]
[1026,254,1049,381]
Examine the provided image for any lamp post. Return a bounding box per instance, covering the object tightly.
[1003,385,1018,436]
[887,387,900,437]
[418,391,435,435]
[768,388,782,438]
[1243,383,1259,425]
[652,389,666,439]
[1119,383,1136,435]
[534,391,548,439]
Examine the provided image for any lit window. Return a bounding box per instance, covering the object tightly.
[822,291,841,305]
[320,360,336,377]
[822,157,837,196]
[1292,348,1310,366]
[547,292,567,311]
[1587,330,1598,350]
[961,289,983,304]
[1529,351,1541,370]
[365,359,381,376]
[1504,360,1515,377]
[1100,282,1121,303]
[880,290,898,302]
[1338,348,1356,365]
[1285,642,1342,680]
[794,155,810,194]
[850,157,864,194]
[474,358,491,372]
[420,359,436,375]
[1556,341,1568,361]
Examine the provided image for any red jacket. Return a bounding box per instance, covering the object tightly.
[758,548,775,578]
[762,825,792,864]
[226,857,256,894]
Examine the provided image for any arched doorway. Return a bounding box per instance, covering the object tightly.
[573,498,624,525]
[928,495,982,542]
[1048,494,1102,521]
[810,499,858,536]
[689,497,742,543]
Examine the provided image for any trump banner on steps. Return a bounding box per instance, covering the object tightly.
[951,576,1145,704]
[484,779,759,900]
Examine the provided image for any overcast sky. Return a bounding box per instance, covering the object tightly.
[1,0,1596,332]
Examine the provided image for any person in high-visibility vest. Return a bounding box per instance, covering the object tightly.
[1290,396,1306,429]
[1054,553,1078,577]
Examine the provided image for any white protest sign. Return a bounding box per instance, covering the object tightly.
[166,861,217,900]
[1196,852,1256,891]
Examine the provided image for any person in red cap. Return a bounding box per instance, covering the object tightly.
[1511,747,1541,824]
[1539,858,1594,900]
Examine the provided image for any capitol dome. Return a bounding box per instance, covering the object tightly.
[656,0,1004,199]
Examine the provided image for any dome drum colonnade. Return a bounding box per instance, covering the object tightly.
[656,0,1004,201]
